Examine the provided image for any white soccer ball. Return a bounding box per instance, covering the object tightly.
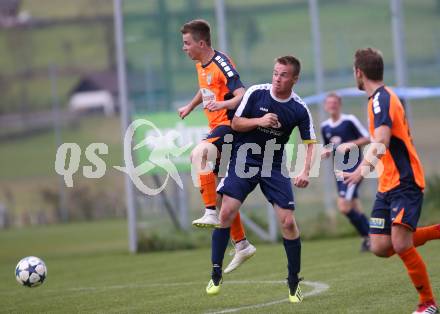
[15,256,47,287]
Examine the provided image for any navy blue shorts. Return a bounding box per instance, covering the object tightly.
[336,180,361,200]
[217,157,295,210]
[369,184,423,235]
[203,125,234,174]
[204,125,233,152]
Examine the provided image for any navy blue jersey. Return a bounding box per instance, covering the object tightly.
[321,114,369,171]
[234,84,317,165]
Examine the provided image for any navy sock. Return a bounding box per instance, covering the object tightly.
[283,237,301,283]
[211,227,230,278]
[346,209,369,237]
[211,265,222,284]
[359,212,370,236]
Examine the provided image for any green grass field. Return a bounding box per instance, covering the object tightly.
[1,219,440,313]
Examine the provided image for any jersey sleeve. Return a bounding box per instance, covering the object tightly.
[235,86,257,118]
[226,75,244,93]
[215,55,244,93]
[372,91,392,129]
[298,103,317,144]
[348,115,369,138]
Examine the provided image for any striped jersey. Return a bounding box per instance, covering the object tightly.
[368,86,425,192]
[196,50,244,130]
[234,83,317,165]
[321,113,369,172]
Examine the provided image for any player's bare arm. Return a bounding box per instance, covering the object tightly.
[320,145,333,160]
[178,90,202,119]
[294,143,314,188]
[231,113,278,132]
[336,136,370,154]
[205,87,245,111]
[343,125,390,185]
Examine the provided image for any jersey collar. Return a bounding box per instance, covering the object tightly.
[327,113,347,128]
[270,86,292,103]
[201,50,217,68]
[368,85,385,99]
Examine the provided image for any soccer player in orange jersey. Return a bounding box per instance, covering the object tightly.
[178,19,255,273]
[344,48,440,314]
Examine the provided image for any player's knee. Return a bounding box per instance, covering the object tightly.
[339,205,350,214]
[219,207,234,225]
[370,246,390,258]
[281,215,296,232]
[191,143,212,168]
[370,241,392,258]
[283,221,295,232]
[190,150,202,165]
[391,241,411,255]
[191,146,206,161]
[337,199,351,214]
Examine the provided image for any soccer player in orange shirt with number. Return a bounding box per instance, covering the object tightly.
[178,19,256,274]
[344,48,440,314]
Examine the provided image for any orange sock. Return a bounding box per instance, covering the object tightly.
[387,224,440,256]
[230,212,246,242]
[199,172,217,208]
[414,225,440,246]
[399,247,434,304]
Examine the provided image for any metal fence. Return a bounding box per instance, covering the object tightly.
[0,1,439,248]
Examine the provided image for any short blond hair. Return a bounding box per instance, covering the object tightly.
[275,55,301,77]
[325,92,342,104]
[180,19,211,46]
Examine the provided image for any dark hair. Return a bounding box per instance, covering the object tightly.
[180,19,211,46]
[325,92,342,104]
[354,48,384,81]
[275,55,301,77]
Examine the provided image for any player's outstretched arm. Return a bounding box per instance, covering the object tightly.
[231,113,279,132]
[343,125,390,185]
[336,136,370,154]
[353,136,370,147]
[320,146,333,160]
[178,90,202,119]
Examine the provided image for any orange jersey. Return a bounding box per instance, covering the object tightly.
[368,86,425,192]
[196,50,244,130]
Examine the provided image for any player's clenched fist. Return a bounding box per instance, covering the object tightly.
[258,113,279,128]
[293,171,309,188]
[178,104,192,119]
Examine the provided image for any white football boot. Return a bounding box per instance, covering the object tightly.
[224,240,256,274]
[192,209,220,228]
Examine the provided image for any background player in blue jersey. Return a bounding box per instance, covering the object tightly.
[206,56,317,304]
[320,92,371,251]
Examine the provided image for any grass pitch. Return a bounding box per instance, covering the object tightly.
[0,219,439,313]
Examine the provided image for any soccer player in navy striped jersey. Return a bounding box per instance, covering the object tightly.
[321,93,371,251]
[206,56,317,303]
